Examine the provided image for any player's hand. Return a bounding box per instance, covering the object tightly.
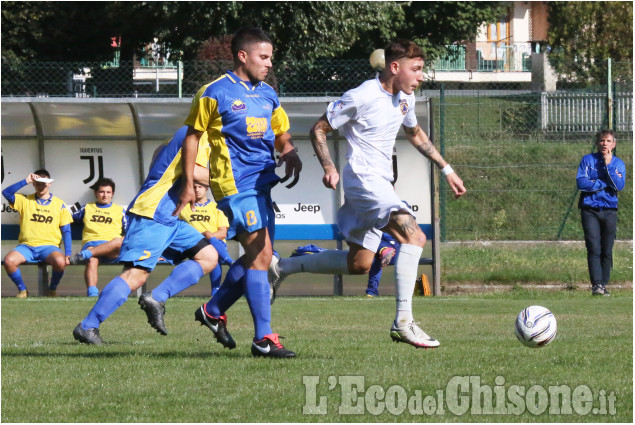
[601,147,613,164]
[26,173,38,184]
[277,148,302,188]
[173,182,196,216]
[65,256,71,266]
[322,166,340,190]
[445,172,466,199]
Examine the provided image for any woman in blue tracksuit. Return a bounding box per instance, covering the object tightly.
[576,129,626,296]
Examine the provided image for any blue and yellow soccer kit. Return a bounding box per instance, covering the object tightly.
[118,126,212,271]
[2,180,73,261]
[73,202,126,262]
[184,70,290,240]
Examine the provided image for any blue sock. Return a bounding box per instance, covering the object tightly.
[81,276,131,329]
[152,260,204,303]
[208,238,234,265]
[205,260,246,317]
[366,258,383,296]
[209,264,222,296]
[49,270,64,290]
[8,270,27,291]
[87,286,99,297]
[243,269,273,340]
[81,249,93,260]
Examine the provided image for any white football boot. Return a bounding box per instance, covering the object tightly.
[268,253,287,305]
[390,320,440,349]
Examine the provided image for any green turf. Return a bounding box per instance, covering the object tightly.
[2,292,632,422]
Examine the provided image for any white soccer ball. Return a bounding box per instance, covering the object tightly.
[369,49,385,71]
[514,305,557,348]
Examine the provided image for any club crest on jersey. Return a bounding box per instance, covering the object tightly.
[231,99,247,113]
[399,99,409,115]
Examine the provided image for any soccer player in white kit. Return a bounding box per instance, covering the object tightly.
[270,40,466,349]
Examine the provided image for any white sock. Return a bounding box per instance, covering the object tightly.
[394,244,423,326]
[279,250,349,276]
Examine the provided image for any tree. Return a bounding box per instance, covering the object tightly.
[546,1,633,85]
[2,1,505,65]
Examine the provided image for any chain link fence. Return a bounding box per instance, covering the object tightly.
[2,58,632,241]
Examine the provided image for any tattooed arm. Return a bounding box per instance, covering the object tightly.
[404,124,466,198]
[309,113,340,190]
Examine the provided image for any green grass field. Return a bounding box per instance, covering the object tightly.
[2,290,632,422]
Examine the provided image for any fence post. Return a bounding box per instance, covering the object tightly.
[177,60,183,98]
[607,58,613,130]
[439,83,446,242]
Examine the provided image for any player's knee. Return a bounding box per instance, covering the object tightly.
[51,257,66,271]
[3,254,21,269]
[196,245,218,274]
[348,259,372,275]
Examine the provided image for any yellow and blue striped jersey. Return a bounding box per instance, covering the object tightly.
[11,194,73,247]
[127,126,211,226]
[185,70,290,201]
[78,202,125,245]
[179,199,229,240]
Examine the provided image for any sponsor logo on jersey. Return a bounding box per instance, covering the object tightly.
[90,215,113,224]
[329,100,344,116]
[30,213,53,223]
[399,99,409,115]
[231,99,247,113]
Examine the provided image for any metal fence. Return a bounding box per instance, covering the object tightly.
[2,58,632,242]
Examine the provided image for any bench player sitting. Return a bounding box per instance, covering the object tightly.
[177,180,234,297]
[2,169,73,298]
[70,178,127,297]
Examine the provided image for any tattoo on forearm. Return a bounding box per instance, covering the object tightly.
[311,120,335,169]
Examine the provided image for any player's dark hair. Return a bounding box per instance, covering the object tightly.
[384,40,425,66]
[33,169,50,178]
[90,177,116,193]
[231,27,272,61]
[596,129,616,143]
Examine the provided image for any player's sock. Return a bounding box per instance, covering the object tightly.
[394,244,423,325]
[243,269,272,340]
[205,260,246,317]
[279,249,349,275]
[8,270,27,291]
[49,270,64,290]
[152,260,204,303]
[81,276,131,329]
[208,237,234,265]
[366,257,383,296]
[209,263,222,296]
[81,249,93,260]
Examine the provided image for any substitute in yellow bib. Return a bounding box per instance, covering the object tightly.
[178,181,234,296]
[2,169,73,298]
[70,178,127,297]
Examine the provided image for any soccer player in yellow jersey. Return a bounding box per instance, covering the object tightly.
[178,181,234,296]
[70,178,126,297]
[2,169,73,297]
[184,27,302,358]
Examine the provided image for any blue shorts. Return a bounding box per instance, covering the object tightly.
[14,244,61,263]
[217,188,275,242]
[118,214,205,271]
[82,240,119,264]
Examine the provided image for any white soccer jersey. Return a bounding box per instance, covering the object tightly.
[326,78,418,181]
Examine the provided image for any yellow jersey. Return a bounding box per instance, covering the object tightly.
[11,194,73,247]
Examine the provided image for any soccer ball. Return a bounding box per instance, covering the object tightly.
[369,49,385,71]
[514,306,557,348]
